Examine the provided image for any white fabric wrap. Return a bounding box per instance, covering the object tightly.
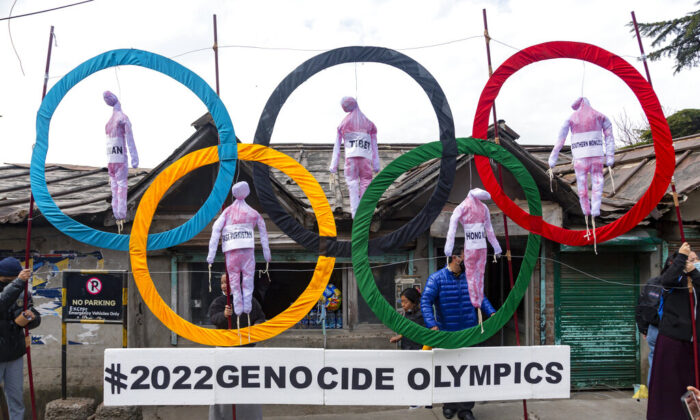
[570,130,604,160]
[106,136,127,163]
[221,224,255,252]
[463,223,486,250]
[344,131,373,159]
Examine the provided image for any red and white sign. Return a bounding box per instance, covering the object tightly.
[86,277,102,295]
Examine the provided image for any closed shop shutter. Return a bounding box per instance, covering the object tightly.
[555,252,640,389]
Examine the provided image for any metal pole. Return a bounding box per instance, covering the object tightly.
[22,25,55,420]
[61,281,67,400]
[483,9,528,419]
[631,10,697,388]
[122,275,128,348]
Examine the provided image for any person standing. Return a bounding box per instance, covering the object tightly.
[389,287,425,350]
[636,255,672,385]
[647,242,700,420]
[0,258,40,420]
[208,273,265,420]
[421,248,496,420]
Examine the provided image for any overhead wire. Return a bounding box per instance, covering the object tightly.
[105,253,691,291]
[7,0,26,75]
[0,0,94,22]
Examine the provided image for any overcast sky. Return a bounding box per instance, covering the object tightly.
[1,0,697,168]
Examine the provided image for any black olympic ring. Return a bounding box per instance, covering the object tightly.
[252,46,457,257]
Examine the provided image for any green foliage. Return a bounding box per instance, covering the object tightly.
[639,109,700,141]
[633,5,700,74]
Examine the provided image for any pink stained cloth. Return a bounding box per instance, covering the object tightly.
[107,163,128,220]
[329,97,380,218]
[104,91,138,221]
[574,157,605,216]
[207,181,271,315]
[225,248,256,315]
[444,188,502,308]
[548,97,615,217]
[345,157,373,218]
[104,91,138,168]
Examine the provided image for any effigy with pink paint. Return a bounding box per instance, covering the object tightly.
[444,188,502,332]
[103,91,139,233]
[329,96,380,218]
[548,97,615,251]
[207,181,271,342]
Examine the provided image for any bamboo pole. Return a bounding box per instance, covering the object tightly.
[482,10,528,419]
[22,24,55,420]
[631,10,697,388]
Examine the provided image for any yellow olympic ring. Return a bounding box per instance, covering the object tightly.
[129,144,336,346]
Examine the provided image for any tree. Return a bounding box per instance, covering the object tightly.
[614,109,648,147]
[634,5,700,74]
[639,109,700,141]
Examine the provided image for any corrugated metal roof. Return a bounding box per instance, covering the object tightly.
[0,163,149,224]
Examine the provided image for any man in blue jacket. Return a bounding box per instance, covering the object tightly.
[421,248,496,420]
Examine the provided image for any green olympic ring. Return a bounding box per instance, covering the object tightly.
[351,137,542,349]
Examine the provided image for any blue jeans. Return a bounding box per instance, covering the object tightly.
[646,324,658,386]
[0,357,24,420]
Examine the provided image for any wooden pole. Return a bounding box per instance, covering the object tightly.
[213,14,221,96]
[225,278,236,420]
[22,24,55,420]
[631,10,697,388]
[482,10,528,419]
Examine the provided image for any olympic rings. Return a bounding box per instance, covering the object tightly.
[30,41,675,347]
[472,41,674,246]
[130,143,336,346]
[352,138,542,349]
[30,49,237,251]
[252,46,457,258]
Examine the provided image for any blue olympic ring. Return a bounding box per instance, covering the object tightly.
[30,49,237,251]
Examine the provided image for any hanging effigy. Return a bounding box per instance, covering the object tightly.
[444,188,502,332]
[548,97,615,252]
[103,91,139,233]
[329,96,380,218]
[207,181,271,343]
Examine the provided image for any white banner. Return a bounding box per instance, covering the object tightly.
[104,346,569,406]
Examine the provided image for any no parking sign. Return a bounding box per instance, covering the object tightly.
[62,270,126,323]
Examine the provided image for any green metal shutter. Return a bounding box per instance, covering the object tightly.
[555,252,640,389]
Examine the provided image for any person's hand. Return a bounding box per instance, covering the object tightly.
[389,335,401,343]
[606,155,614,167]
[642,334,646,340]
[680,242,692,256]
[14,310,33,327]
[686,386,700,420]
[18,268,31,282]
[430,326,439,331]
[224,305,233,317]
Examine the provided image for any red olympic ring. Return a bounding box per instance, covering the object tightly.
[472,41,674,246]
